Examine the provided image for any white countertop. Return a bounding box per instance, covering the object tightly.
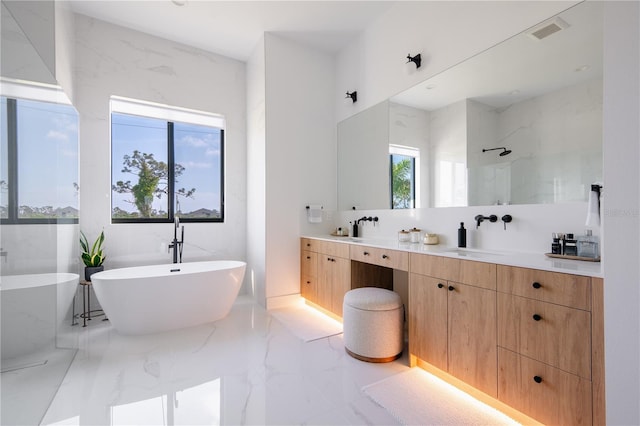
[303,234,603,278]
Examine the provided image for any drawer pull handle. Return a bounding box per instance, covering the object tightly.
[533,376,543,384]
[533,314,542,321]
[306,256,311,259]
[448,285,455,292]
[307,243,311,247]
[363,251,370,256]
[382,254,389,259]
[532,282,542,289]
[306,281,311,284]
[437,283,444,289]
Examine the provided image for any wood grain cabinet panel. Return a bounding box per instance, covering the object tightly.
[498,293,591,379]
[300,250,318,304]
[409,253,458,280]
[458,260,497,290]
[300,239,350,317]
[409,270,497,397]
[350,245,408,271]
[497,265,591,310]
[447,281,497,397]
[498,348,592,426]
[409,273,448,371]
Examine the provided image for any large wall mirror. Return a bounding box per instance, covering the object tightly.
[338,1,602,210]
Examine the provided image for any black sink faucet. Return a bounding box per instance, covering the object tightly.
[474,214,498,229]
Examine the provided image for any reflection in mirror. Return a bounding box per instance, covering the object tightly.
[337,1,602,210]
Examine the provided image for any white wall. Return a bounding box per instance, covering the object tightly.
[246,37,267,304]
[74,15,248,287]
[262,34,336,307]
[602,1,640,423]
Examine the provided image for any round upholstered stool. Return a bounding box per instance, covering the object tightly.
[343,287,404,363]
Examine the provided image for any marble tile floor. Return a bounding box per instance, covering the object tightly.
[37,295,409,425]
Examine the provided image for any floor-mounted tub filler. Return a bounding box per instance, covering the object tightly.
[91,261,246,335]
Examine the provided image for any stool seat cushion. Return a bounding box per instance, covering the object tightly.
[343,287,404,363]
[344,287,402,311]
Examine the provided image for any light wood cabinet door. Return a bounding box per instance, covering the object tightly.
[330,256,351,316]
[409,273,448,371]
[498,348,592,426]
[448,281,497,397]
[498,293,592,379]
[300,250,318,304]
[317,254,351,317]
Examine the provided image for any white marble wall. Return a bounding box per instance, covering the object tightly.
[74,15,248,287]
[498,78,603,204]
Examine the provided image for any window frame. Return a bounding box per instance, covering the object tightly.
[1,96,79,225]
[110,100,225,224]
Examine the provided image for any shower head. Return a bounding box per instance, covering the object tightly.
[482,147,511,157]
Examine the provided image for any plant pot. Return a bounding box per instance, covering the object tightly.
[84,265,104,282]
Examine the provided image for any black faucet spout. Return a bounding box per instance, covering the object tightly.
[475,214,498,229]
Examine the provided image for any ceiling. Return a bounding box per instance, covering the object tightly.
[68,0,396,62]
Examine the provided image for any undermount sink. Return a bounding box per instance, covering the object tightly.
[443,248,505,259]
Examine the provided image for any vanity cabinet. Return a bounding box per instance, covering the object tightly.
[409,253,498,397]
[496,265,603,425]
[300,238,350,317]
[300,238,604,425]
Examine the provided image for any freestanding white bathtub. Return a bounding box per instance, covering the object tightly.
[91,261,246,335]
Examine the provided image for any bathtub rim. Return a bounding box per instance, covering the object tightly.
[90,260,246,281]
[0,272,79,291]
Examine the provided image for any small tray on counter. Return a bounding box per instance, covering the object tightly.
[545,253,601,262]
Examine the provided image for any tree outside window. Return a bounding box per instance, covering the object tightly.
[111,111,223,223]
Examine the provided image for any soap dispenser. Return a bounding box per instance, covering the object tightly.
[458,222,466,248]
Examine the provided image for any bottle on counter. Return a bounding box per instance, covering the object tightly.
[577,229,600,259]
[563,233,578,256]
[458,222,466,248]
[551,233,563,254]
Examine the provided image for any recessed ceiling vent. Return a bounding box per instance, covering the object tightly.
[527,17,570,41]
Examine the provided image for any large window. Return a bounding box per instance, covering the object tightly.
[110,98,224,223]
[1,96,79,223]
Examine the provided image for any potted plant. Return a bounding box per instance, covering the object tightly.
[80,230,105,281]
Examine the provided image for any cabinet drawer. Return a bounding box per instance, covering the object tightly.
[350,245,408,271]
[410,253,458,280]
[498,293,591,379]
[497,265,591,310]
[410,254,496,290]
[498,348,592,426]
[301,238,349,258]
[301,250,317,278]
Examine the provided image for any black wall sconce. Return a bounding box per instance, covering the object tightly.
[345,91,357,103]
[406,53,422,69]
